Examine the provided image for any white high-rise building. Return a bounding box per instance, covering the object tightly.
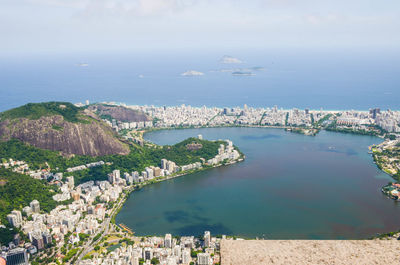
[167,161,176,173]
[30,200,40,213]
[131,256,139,265]
[143,247,153,260]
[67,176,75,189]
[204,231,211,248]
[164,233,172,248]
[11,210,22,224]
[7,214,19,228]
[197,253,211,265]
[113,169,120,180]
[182,248,191,264]
[173,245,181,258]
[145,167,154,179]
[166,257,177,265]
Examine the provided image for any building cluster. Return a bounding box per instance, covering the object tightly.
[0,158,54,180]
[2,174,126,264]
[286,108,312,127]
[382,182,400,201]
[120,159,178,185]
[145,105,220,128]
[139,104,318,128]
[1,134,242,264]
[81,231,219,265]
[0,247,29,265]
[207,140,240,165]
[103,118,153,132]
[66,161,105,173]
[107,104,319,128]
[4,200,53,257]
[101,103,400,134]
[334,109,400,133]
[373,109,400,133]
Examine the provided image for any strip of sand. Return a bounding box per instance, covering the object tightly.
[221,239,400,265]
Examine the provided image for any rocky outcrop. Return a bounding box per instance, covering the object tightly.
[0,115,129,156]
[90,104,151,122]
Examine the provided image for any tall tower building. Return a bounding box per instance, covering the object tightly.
[11,210,22,225]
[66,176,75,189]
[30,200,40,213]
[113,169,120,180]
[6,248,28,265]
[7,214,19,228]
[164,233,172,248]
[204,231,211,248]
[182,248,191,264]
[161,159,168,169]
[197,253,211,265]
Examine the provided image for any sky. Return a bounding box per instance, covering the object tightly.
[1,0,400,55]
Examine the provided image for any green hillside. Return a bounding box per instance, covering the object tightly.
[0,137,225,186]
[0,102,84,123]
[0,168,57,225]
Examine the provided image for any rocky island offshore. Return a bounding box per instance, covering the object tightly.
[0,101,399,265]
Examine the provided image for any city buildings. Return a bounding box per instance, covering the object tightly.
[204,231,211,248]
[29,200,40,214]
[5,248,28,265]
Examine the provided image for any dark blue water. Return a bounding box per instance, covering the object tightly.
[116,127,400,239]
[1,50,399,112]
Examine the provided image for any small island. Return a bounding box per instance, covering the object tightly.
[219,55,242,64]
[232,71,255,76]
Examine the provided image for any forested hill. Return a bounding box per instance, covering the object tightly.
[0,137,226,186]
[0,102,129,156]
[0,102,83,123]
[0,168,57,226]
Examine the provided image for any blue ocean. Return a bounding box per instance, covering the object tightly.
[1,49,399,111]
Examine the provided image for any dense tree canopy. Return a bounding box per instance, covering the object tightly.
[0,168,57,225]
[0,102,84,123]
[0,137,224,186]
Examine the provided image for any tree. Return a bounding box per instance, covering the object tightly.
[151,257,160,264]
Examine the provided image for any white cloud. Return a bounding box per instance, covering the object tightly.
[1,0,399,53]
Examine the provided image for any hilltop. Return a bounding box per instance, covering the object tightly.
[88,103,151,123]
[0,102,83,123]
[0,102,130,156]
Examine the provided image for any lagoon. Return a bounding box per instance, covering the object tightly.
[116,127,400,239]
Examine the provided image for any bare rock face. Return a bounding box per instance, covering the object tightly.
[90,104,151,122]
[0,115,130,156]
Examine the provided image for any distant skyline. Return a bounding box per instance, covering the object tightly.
[2,0,400,55]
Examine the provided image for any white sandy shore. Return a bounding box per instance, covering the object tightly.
[221,239,400,265]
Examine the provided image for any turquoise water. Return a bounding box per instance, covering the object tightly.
[116,127,400,239]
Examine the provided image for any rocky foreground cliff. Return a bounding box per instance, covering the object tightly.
[0,102,130,156]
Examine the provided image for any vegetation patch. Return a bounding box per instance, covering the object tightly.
[0,137,223,185]
[0,102,84,123]
[51,124,64,131]
[0,168,57,225]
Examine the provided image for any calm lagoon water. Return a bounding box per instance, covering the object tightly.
[116,127,400,239]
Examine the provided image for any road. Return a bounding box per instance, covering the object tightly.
[75,192,127,264]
